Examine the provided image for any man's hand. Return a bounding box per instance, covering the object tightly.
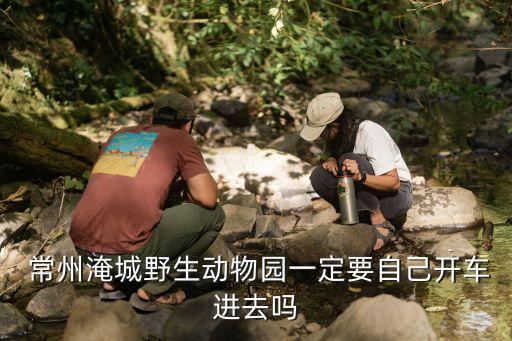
[186,173,218,209]
[342,159,362,181]
[322,157,338,176]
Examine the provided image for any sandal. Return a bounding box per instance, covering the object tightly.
[372,221,397,250]
[129,290,184,312]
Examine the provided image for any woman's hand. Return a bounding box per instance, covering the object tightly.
[342,159,362,181]
[322,157,338,176]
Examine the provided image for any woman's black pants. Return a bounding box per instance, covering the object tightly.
[309,153,413,227]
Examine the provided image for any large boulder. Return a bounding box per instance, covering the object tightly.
[318,294,436,341]
[475,65,511,87]
[63,296,143,341]
[467,106,512,155]
[283,224,375,265]
[162,291,305,341]
[219,188,263,215]
[204,144,315,213]
[403,187,483,233]
[26,282,77,321]
[475,49,510,73]
[221,204,257,242]
[254,215,283,238]
[0,303,33,338]
[44,233,78,262]
[211,100,250,127]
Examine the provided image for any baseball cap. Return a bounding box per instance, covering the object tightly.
[300,92,344,141]
[153,92,197,122]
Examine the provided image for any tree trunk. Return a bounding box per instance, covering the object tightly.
[0,113,100,176]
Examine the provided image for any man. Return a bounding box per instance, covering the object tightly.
[70,92,225,310]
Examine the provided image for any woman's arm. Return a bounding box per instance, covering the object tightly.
[342,159,400,192]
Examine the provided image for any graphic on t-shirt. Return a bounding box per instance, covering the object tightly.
[92,132,158,177]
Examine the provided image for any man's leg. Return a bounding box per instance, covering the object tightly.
[135,203,225,300]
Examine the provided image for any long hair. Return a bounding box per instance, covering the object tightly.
[324,108,357,157]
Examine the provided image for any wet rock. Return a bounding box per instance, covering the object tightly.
[428,233,476,258]
[0,212,31,246]
[32,193,82,237]
[211,100,250,127]
[475,49,510,73]
[467,106,512,155]
[475,65,511,87]
[254,215,283,238]
[220,188,262,215]
[283,224,375,265]
[438,56,476,75]
[44,233,78,262]
[318,294,436,341]
[343,97,390,121]
[0,302,33,338]
[221,204,257,242]
[403,187,484,233]
[63,296,143,341]
[26,282,76,321]
[204,145,314,213]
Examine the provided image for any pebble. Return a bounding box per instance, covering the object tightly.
[306,322,323,333]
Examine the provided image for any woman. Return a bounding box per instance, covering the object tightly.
[300,92,413,250]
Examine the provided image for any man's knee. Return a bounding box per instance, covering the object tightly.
[209,204,225,232]
[338,153,373,175]
[309,166,331,193]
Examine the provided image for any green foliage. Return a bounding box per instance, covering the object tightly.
[64,171,90,192]
[427,77,506,113]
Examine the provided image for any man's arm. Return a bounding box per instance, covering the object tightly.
[360,169,400,192]
[186,173,218,209]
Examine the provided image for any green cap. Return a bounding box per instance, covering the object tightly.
[153,92,197,121]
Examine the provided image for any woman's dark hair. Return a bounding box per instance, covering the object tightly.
[324,108,357,157]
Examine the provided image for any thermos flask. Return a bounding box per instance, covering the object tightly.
[337,169,359,225]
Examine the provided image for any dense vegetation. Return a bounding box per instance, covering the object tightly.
[0,0,510,120]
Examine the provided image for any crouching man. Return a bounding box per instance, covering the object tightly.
[70,93,225,311]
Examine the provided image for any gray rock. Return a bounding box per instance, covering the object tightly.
[268,133,306,156]
[32,193,81,237]
[44,233,78,262]
[475,65,511,86]
[26,282,77,321]
[438,56,476,75]
[204,145,314,213]
[0,181,46,210]
[138,309,173,340]
[343,97,390,121]
[0,302,33,338]
[221,204,257,242]
[283,224,375,265]
[254,215,283,238]
[162,291,231,340]
[0,212,31,246]
[211,100,250,127]
[63,296,143,341]
[403,187,484,233]
[204,235,234,264]
[162,291,304,341]
[220,188,263,215]
[476,49,510,73]
[428,233,477,258]
[467,105,512,155]
[319,294,437,341]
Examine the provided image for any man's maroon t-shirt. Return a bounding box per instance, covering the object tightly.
[70,124,209,254]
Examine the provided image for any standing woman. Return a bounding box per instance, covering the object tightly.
[300,93,413,250]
